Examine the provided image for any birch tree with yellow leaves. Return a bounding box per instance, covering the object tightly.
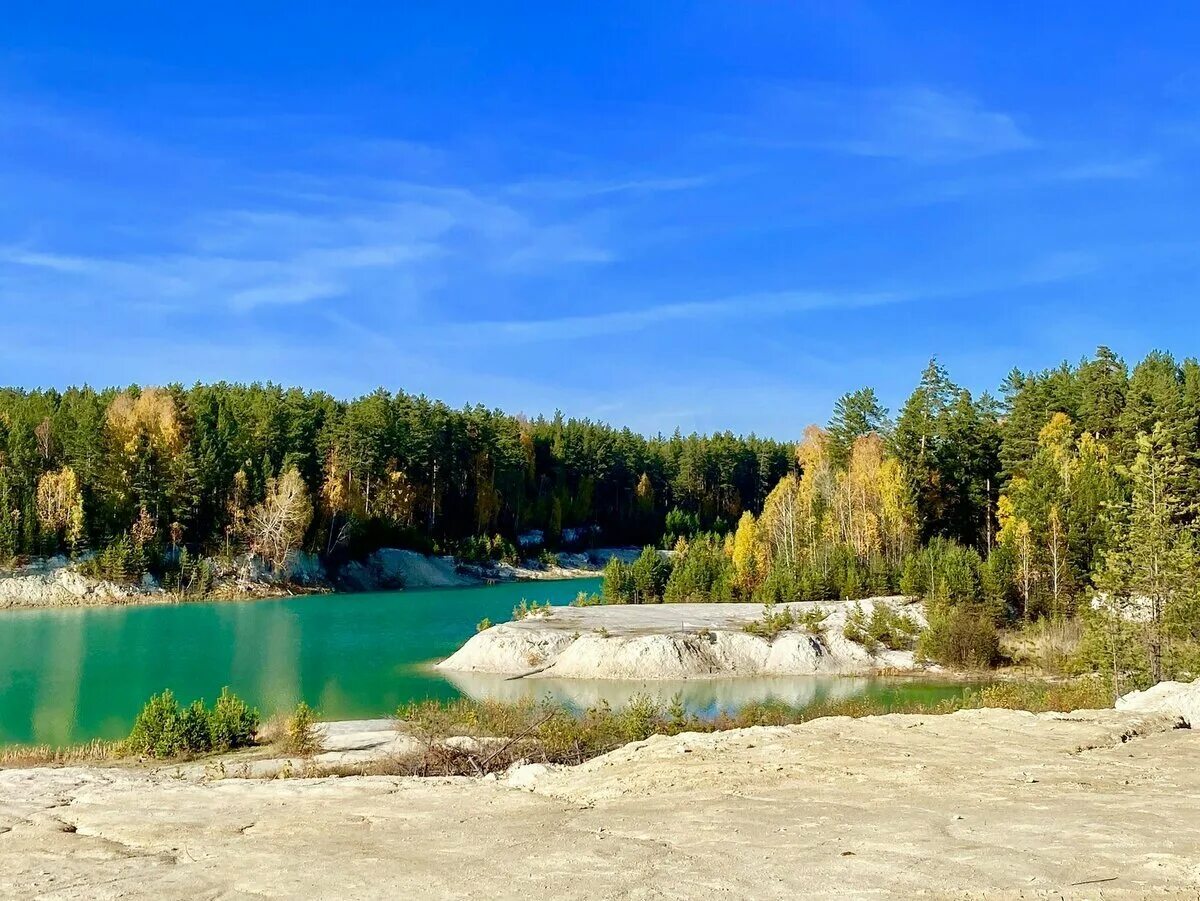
[35,466,85,551]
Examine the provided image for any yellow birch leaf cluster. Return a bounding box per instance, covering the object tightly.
[35,466,85,546]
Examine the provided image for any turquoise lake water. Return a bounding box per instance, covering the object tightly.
[0,577,972,745]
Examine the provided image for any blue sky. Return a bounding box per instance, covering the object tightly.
[2,3,1199,437]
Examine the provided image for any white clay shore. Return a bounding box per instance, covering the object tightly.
[438,596,927,680]
[3,682,1199,899]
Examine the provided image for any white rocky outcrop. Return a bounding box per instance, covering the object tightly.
[0,557,156,609]
[1116,679,1200,727]
[0,552,333,610]
[439,597,925,680]
[220,551,328,590]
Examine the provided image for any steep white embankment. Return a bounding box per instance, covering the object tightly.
[438,597,926,679]
[0,552,330,610]
[1117,679,1200,726]
[461,548,645,584]
[0,557,155,609]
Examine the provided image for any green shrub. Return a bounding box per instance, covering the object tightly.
[797,606,831,634]
[844,603,921,652]
[750,548,898,606]
[754,565,804,604]
[476,617,493,632]
[663,536,732,603]
[1070,600,1151,691]
[512,599,552,620]
[601,555,634,603]
[161,547,215,598]
[569,591,605,607]
[743,603,797,639]
[620,693,662,742]
[900,538,989,610]
[743,604,830,640]
[126,688,258,759]
[81,535,146,584]
[457,534,520,565]
[663,507,700,545]
[127,690,186,758]
[843,604,873,649]
[918,607,999,668]
[209,687,259,751]
[603,547,672,603]
[179,700,213,753]
[631,546,673,601]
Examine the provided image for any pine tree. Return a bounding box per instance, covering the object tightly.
[1077,346,1127,440]
[827,387,890,469]
[1098,424,1198,684]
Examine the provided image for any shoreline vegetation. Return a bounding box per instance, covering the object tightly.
[0,676,1125,774]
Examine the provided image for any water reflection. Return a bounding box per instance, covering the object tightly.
[442,671,886,717]
[0,578,602,745]
[33,612,86,746]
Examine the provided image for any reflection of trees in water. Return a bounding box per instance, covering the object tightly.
[254,605,302,715]
[440,671,878,716]
[32,613,86,746]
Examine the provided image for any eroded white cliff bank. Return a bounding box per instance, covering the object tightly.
[438,597,927,680]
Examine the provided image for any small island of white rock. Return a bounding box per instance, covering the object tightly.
[438,596,928,681]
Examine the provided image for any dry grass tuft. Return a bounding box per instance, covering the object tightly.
[0,738,124,768]
[1001,617,1084,675]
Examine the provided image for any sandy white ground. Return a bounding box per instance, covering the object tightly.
[439,597,925,680]
[1,690,1198,899]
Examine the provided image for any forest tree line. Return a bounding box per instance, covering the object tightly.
[3,347,1200,687]
[0,382,793,570]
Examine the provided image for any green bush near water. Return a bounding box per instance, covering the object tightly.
[843,603,922,652]
[918,607,1001,668]
[209,687,260,750]
[126,688,260,758]
[512,598,552,620]
[743,603,800,639]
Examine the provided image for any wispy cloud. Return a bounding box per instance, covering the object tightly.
[0,180,616,313]
[456,289,900,343]
[845,87,1034,161]
[443,250,1098,345]
[504,174,714,201]
[1055,156,1157,181]
[747,84,1034,163]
